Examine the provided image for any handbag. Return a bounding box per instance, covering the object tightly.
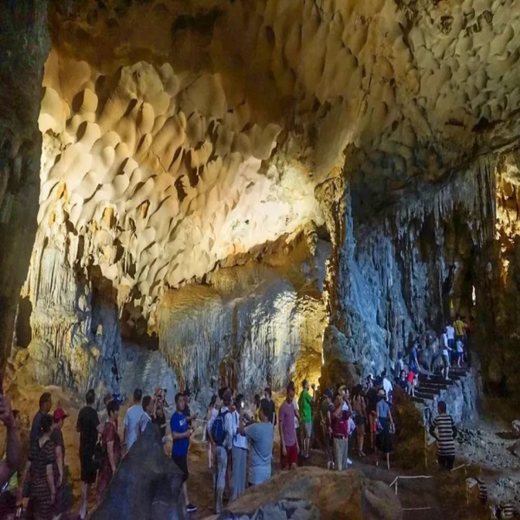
[92,441,105,471]
[389,422,396,435]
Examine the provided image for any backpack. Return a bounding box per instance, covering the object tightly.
[211,410,229,447]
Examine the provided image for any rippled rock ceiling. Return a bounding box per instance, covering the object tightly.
[2,0,520,396]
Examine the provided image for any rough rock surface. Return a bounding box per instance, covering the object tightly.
[91,425,186,520]
[206,468,402,520]
[0,2,49,368]
[3,0,520,397]
[216,500,319,520]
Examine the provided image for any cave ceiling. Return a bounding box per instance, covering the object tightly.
[35,0,520,318]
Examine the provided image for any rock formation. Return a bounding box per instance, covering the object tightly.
[90,425,186,520]
[1,0,520,398]
[208,467,403,520]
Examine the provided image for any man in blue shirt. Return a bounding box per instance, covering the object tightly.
[171,392,197,514]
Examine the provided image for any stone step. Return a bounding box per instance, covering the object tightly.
[412,396,426,405]
[415,390,436,400]
[419,382,449,391]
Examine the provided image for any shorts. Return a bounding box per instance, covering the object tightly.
[281,444,298,469]
[80,450,97,484]
[442,354,450,368]
[172,455,189,482]
[304,422,312,438]
[354,415,365,427]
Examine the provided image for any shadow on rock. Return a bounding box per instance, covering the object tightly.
[90,425,186,520]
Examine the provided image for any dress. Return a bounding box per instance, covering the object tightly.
[50,429,65,515]
[96,422,121,502]
[28,438,56,520]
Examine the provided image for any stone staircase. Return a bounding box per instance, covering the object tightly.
[411,365,477,425]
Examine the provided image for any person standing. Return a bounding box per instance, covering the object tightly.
[298,380,315,460]
[30,393,52,451]
[138,396,153,436]
[183,389,198,428]
[331,395,349,470]
[429,401,457,470]
[279,382,299,471]
[152,387,168,443]
[238,399,273,487]
[123,389,143,453]
[320,390,334,469]
[0,397,21,494]
[23,414,56,520]
[76,389,99,520]
[446,322,456,363]
[50,408,68,517]
[453,315,466,346]
[171,393,197,514]
[96,400,122,503]
[230,395,248,501]
[205,395,218,469]
[0,408,22,520]
[351,385,367,457]
[381,371,393,404]
[263,388,276,428]
[441,328,453,380]
[208,390,233,514]
[374,389,394,470]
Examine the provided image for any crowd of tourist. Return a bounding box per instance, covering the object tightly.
[0,312,517,518]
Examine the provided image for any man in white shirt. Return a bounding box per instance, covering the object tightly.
[138,395,153,435]
[382,371,393,401]
[208,390,233,514]
[123,389,143,452]
[446,323,456,361]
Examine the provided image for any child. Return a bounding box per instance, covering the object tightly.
[456,340,464,367]
[406,370,416,397]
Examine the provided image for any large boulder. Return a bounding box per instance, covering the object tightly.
[90,425,186,520]
[207,467,402,520]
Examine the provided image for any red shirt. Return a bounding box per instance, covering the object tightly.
[406,371,415,384]
[331,410,349,437]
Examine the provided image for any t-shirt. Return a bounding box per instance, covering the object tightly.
[406,371,415,384]
[298,389,313,423]
[231,411,248,449]
[138,413,152,435]
[29,439,56,484]
[124,404,143,450]
[442,333,449,349]
[431,413,456,456]
[456,340,464,353]
[446,326,455,340]
[77,406,100,456]
[171,411,189,457]
[382,378,393,396]
[30,411,45,451]
[377,399,391,419]
[279,401,297,447]
[454,320,465,336]
[245,422,273,485]
[331,409,349,437]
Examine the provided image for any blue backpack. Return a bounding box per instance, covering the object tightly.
[211,410,229,446]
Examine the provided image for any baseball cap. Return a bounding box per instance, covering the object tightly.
[53,408,69,421]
